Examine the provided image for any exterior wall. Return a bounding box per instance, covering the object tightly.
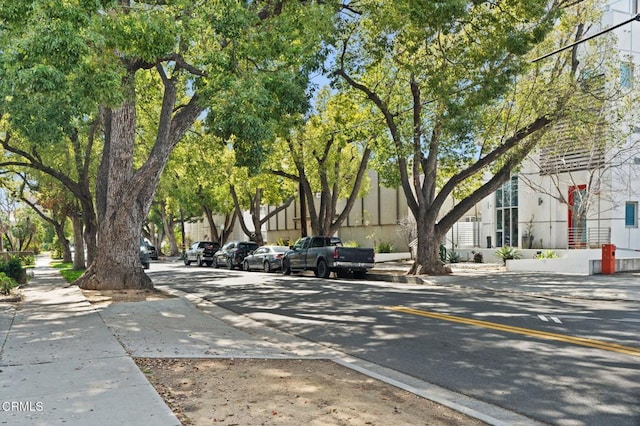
[265,171,409,250]
[480,150,640,251]
[480,1,640,251]
[184,210,253,246]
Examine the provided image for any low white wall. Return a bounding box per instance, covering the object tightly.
[591,257,640,274]
[507,256,592,275]
[505,248,640,275]
[374,252,411,263]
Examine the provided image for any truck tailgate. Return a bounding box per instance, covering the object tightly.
[335,247,375,264]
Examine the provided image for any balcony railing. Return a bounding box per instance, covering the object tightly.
[568,227,610,248]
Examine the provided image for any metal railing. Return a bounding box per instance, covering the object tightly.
[568,227,610,248]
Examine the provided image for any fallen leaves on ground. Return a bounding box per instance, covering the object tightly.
[134,357,486,426]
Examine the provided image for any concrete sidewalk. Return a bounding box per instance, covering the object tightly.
[0,258,179,426]
[2,256,638,425]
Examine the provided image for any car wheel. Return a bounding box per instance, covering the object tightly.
[184,257,191,266]
[317,259,330,278]
[227,258,234,270]
[212,258,218,268]
[143,262,150,270]
[205,261,213,267]
[243,260,250,271]
[197,256,204,267]
[282,258,291,275]
[263,261,271,273]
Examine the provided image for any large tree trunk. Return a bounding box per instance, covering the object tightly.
[76,63,203,289]
[57,223,73,264]
[408,211,450,275]
[71,214,86,270]
[78,85,153,290]
[161,207,180,256]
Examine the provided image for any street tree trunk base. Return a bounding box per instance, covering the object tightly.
[76,264,154,290]
[407,261,452,276]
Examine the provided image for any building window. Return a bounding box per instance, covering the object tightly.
[625,201,638,228]
[496,176,519,247]
[621,62,634,89]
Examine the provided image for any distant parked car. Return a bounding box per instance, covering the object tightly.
[242,245,288,272]
[139,238,150,269]
[184,241,220,267]
[146,242,158,260]
[213,241,259,269]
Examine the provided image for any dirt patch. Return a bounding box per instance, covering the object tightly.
[135,357,486,426]
[81,288,175,306]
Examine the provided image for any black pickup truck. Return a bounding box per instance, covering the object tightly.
[281,236,375,278]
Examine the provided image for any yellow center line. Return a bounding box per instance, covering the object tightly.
[384,306,640,357]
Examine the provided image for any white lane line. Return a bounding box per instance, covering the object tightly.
[538,314,563,324]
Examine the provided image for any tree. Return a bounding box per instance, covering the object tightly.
[0,1,333,289]
[163,132,239,247]
[0,116,100,267]
[12,172,81,266]
[0,193,40,253]
[229,159,297,245]
[272,89,378,236]
[332,0,591,274]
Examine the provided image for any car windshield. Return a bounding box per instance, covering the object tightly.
[271,246,287,252]
[240,242,259,250]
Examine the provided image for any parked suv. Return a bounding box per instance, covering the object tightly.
[184,241,220,266]
[139,237,150,269]
[145,242,158,260]
[213,241,259,269]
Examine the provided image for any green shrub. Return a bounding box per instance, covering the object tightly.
[446,250,461,263]
[20,254,35,267]
[535,250,558,259]
[375,241,393,253]
[495,246,521,265]
[343,240,360,248]
[0,272,17,295]
[0,257,26,284]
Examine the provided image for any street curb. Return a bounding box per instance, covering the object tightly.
[366,272,425,284]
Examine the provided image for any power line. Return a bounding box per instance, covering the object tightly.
[532,13,640,62]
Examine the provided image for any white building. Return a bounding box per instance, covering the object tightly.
[480,1,640,253]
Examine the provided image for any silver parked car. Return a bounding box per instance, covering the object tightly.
[242,245,288,272]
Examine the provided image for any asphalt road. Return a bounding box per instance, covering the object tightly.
[148,260,640,426]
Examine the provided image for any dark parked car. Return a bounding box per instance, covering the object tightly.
[139,238,150,269]
[146,242,158,260]
[242,245,288,272]
[213,241,259,269]
[184,241,220,266]
[282,236,375,278]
